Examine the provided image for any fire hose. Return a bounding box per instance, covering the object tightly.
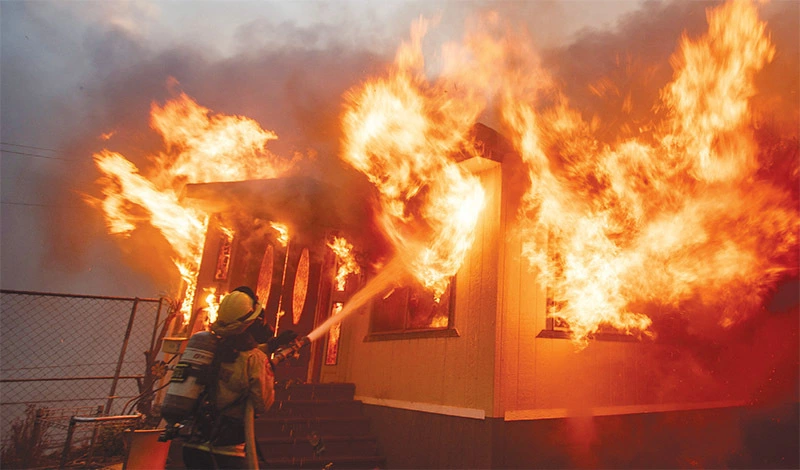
[244,399,258,469]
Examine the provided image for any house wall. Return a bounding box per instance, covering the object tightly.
[319,159,503,418]
[498,193,748,420]
[360,403,799,469]
[318,141,748,432]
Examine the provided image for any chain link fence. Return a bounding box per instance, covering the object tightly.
[0,290,179,468]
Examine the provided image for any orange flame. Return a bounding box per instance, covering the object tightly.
[341,18,486,301]
[204,287,222,325]
[490,0,798,343]
[91,92,291,323]
[339,0,796,344]
[327,236,361,291]
[92,150,209,323]
[270,222,289,247]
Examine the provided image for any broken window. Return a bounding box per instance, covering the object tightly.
[369,279,455,335]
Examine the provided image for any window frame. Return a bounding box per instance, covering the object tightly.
[364,277,459,342]
[537,284,640,343]
[536,231,639,343]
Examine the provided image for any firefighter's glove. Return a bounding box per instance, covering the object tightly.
[266,330,298,354]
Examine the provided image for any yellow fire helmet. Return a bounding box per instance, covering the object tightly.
[211,290,262,337]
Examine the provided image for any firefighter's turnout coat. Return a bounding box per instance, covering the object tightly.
[183,335,274,459]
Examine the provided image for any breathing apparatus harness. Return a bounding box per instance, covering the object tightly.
[159,287,261,443]
[187,333,255,447]
[159,287,303,443]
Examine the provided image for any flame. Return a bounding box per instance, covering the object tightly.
[341,18,486,300]
[92,150,209,323]
[91,91,291,323]
[271,222,289,247]
[150,92,290,183]
[327,236,361,291]
[204,287,222,325]
[90,0,795,348]
[337,0,795,344]
[487,0,798,343]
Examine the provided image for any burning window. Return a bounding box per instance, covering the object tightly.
[325,303,344,365]
[214,232,233,281]
[541,237,636,341]
[370,279,455,335]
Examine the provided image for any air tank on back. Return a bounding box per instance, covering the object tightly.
[158,331,219,441]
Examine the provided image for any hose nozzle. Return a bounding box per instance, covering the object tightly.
[270,336,310,366]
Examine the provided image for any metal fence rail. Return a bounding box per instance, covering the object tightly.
[59,413,143,468]
[0,289,176,468]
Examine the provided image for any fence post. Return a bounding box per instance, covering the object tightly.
[106,298,139,415]
[24,408,44,468]
[86,406,103,467]
[60,417,77,468]
[149,297,164,355]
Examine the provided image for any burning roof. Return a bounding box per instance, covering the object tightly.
[181,175,385,250]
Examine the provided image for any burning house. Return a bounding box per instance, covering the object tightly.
[89,0,798,467]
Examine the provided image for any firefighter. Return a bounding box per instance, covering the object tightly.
[181,287,274,469]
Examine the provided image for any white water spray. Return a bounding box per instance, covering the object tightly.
[306,257,407,343]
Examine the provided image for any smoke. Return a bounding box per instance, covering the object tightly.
[1,1,399,297]
[0,0,584,296]
[543,0,799,142]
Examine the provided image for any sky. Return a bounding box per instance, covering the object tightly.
[1,0,797,300]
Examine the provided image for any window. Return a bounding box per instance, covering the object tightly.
[537,235,636,342]
[367,279,458,340]
[325,303,343,365]
[539,282,639,342]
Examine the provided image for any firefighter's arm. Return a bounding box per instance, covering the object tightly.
[246,350,275,415]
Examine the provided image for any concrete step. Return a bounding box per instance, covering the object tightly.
[260,454,386,469]
[258,434,379,459]
[274,382,356,402]
[255,416,373,438]
[266,399,364,419]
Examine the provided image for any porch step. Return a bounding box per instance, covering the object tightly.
[257,434,379,458]
[260,455,386,469]
[256,382,385,469]
[274,382,356,401]
[269,399,364,418]
[255,416,373,438]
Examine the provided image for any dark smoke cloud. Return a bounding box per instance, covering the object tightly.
[91,40,389,277]
[543,0,799,142]
[2,1,395,297]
